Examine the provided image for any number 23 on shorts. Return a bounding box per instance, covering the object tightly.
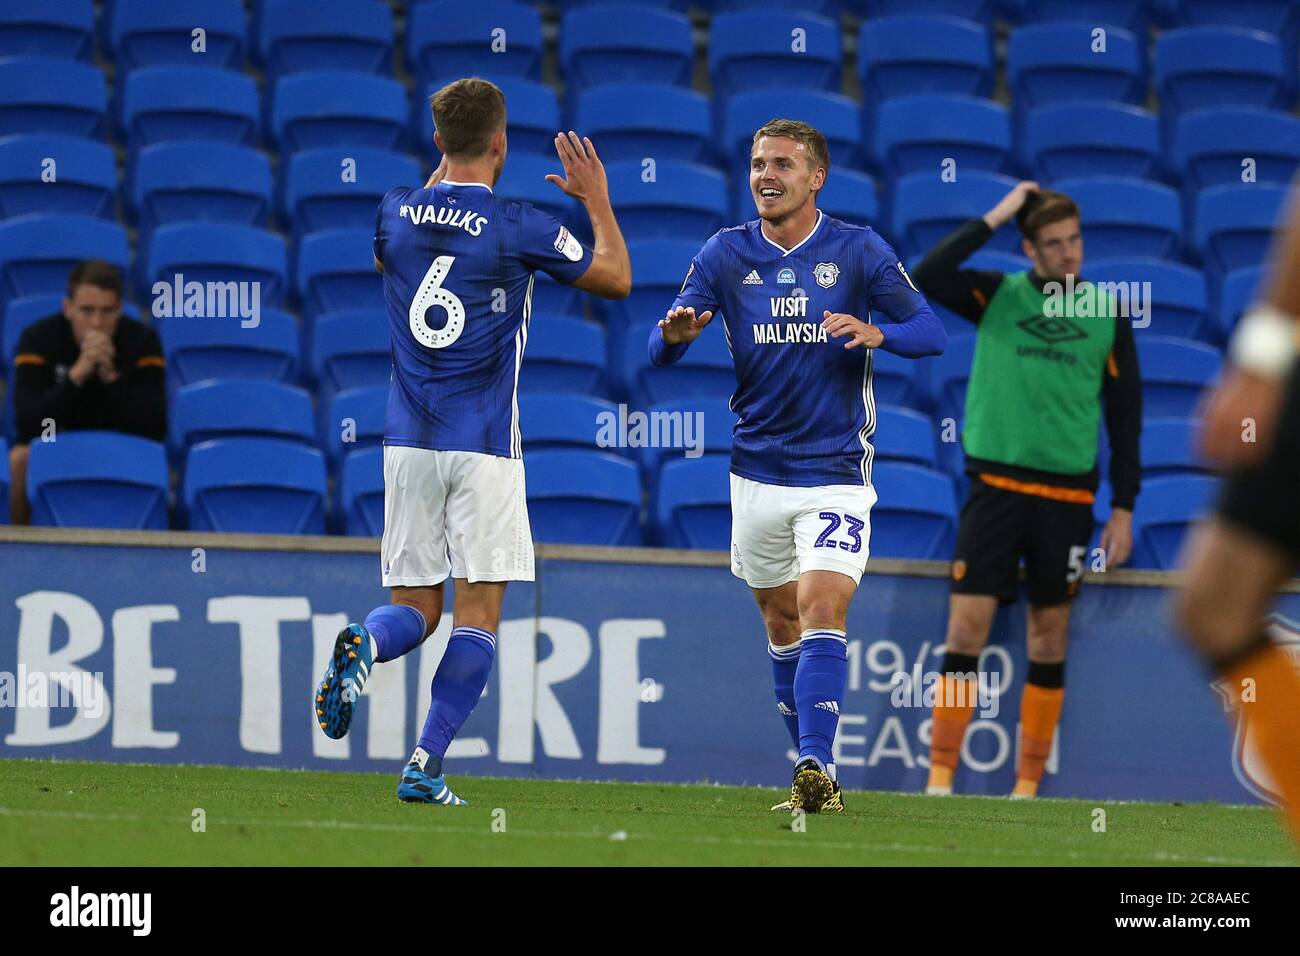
[814,511,865,553]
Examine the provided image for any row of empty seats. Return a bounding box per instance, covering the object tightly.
[0,428,1217,569]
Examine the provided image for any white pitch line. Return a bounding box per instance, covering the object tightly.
[0,806,1291,866]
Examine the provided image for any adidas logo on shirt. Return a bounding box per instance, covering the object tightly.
[742,270,763,285]
[815,700,840,715]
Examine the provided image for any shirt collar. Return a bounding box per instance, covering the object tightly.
[759,210,824,257]
[439,179,494,193]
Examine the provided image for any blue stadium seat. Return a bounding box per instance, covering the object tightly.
[0,214,128,309]
[184,437,327,534]
[560,4,693,89]
[0,1,94,60]
[158,309,299,393]
[1017,0,1151,32]
[1136,336,1222,418]
[526,449,642,546]
[815,169,879,227]
[282,147,420,237]
[1194,183,1288,278]
[109,0,245,70]
[1164,0,1300,41]
[322,385,386,468]
[868,461,958,560]
[520,393,619,454]
[709,11,841,96]
[631,320,734,406]
[122,65,259,147]
[1174,108,1300,194]
[872,405,938,468]
[494,153,575,224]
[1141,417,1209,478]
[0,57,106,138]
[606,160,728,242]
[2,293,61,364]
[310,309,391,394]
[710,0,839,13]
[1007,24,1144,108]
[142,223,288,307]
[1217,265,1265,339]
[406,1,542,85]
[1084,257,1211,341]
[1155,28,1290,115]
[575,84,711,165]
[259,0,393,79]
[723,90,863,172]
[1129,475,1220,569]
[416,75,558,157]
[520,317,607,395]
[27,432,169,530]
[339,445,384,536]
[171,380,316,458]
[638,396,735,480]
[530,274,584,319]
[891,170,1020,259]
[1022,102,1159,181]
[0,435,7,522]
[0,134,115,219]
[930,332,977,476]
[873,95,1011,178]
[850,0,997,20]
[603,238,698,360]
[858,16,994,102]
[296,228,380,319]
[656,454,730,549]
[130,142,272,234]
[869,344,924,409]
[1054,177,1182,261]
[271,71,406,153]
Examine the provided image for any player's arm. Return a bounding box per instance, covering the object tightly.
[650,253,719,367]
[910,181,1039,322]
[545,132,631,299]
[824,237,946,357]
[1099,314,1141,566]
[1201,180,1300,467]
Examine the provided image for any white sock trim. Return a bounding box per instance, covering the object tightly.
[800,628,847,643]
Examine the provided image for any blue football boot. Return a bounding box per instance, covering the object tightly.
[314,624,374,740]
[396,747,468,806]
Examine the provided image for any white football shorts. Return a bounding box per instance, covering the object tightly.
[380,445,535,586]
[729,472,878,589]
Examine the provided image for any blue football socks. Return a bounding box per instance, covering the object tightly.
[365,604,428,663]
[793,629,848,770]
[768,639,802,749]
[416,626,497,775]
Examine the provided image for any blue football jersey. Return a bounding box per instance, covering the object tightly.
[653,212,944,487]
[373,180,593,457]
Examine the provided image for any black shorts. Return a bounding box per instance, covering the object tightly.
[1217,365,1300,561]
[950,475,1096,606]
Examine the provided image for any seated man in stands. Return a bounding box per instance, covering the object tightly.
[8,260,166,524]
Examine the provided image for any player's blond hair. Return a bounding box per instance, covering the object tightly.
[751,119,830,172]
[430,78,506,158]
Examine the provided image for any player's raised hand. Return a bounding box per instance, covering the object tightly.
[822,311,883,349]
[659,306,713,345]
[425,154,449,188]
[545,132,610,207]
[983,180,1041,231]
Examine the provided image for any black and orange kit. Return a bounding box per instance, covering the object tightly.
[912,219,1143,605]
[1217,363,1300,561]
[11,313,167,445]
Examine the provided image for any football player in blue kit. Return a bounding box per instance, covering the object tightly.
[314,78,630,805]
[650,119,946,812]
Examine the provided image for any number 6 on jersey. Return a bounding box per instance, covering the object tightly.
[409,255,465,349]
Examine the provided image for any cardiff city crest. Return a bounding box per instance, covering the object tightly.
[1211,613,1300,805]
[814,261,840,289]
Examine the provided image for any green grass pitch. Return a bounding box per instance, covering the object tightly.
[0,759,1294,866]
